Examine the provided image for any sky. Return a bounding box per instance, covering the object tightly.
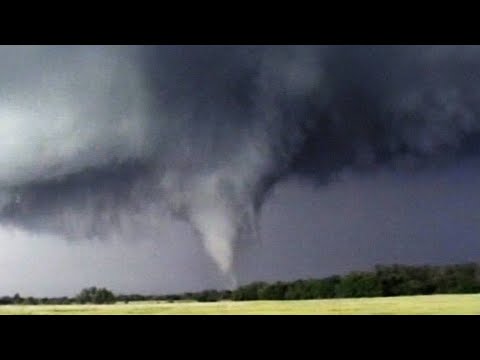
[0,45,479,297]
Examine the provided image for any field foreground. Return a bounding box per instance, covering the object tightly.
[0,294,479,315]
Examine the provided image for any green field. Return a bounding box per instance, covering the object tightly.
[0,294,479,315]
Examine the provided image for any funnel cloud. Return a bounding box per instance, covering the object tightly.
[1,45,480,295]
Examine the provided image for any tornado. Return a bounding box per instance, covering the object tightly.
[1,45,480,281]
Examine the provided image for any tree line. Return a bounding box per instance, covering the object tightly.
[1,263,479,305]
[0,287,116,305]
[228,263,480,301]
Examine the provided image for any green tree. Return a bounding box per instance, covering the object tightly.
[13,293,22,304]
[232,282,267,301]
[336,272,382,298]
[258,282,288,300]
[76,287,116,304]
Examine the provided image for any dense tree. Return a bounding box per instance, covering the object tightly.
[0,296,13,305]
[194,289,222,302]
[76,287,116,304]
[309,277,341,299]
[335,272,382,298]
[1,263,479,306]
[232,282,267,301]
[258,282,288,300]
[12,293,22,304]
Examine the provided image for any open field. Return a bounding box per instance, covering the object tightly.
[0,294,479,315]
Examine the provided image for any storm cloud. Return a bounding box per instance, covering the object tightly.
[1,45,480,295]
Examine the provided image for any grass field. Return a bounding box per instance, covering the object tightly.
[0,294,479,315]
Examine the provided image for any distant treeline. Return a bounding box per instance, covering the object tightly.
[1,263,479,305]
[158,262,480,302]
[0,287,116,305]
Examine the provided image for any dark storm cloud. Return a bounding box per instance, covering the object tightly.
[237,162,480,285]
[1,45,480,293]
